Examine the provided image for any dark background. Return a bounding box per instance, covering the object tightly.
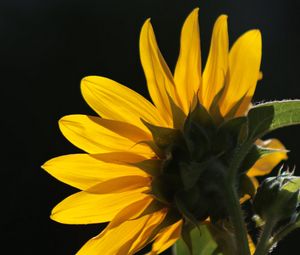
[1,0,299,254]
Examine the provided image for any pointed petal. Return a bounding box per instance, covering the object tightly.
[77,210,167,255]
[140,19,178,125]
[81,76,167,130]
[148,220,183,255]
[248,139,288,177]
[106,196,154,230]
[240,194,251,204]
[174,8,201,114]
[200,15,228,109]
[42,153,149,190]
[59,115,154,157]
[87,176,151,194]
[219,30,262,116]
[129,209,168,254]
[235,72,263,116]
[248,234,256,255]
[51,188,149,224]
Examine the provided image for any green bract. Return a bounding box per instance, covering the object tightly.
[143,102,254,225]
[253,172,300,222]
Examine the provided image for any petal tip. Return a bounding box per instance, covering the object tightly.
[247,29,262,40]
[188,7,199,19]
[192,7,199,14]
[143,18,152,28]
[219,14,228,20]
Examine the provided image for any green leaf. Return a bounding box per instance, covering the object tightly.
[247,100,300,140]
[173,225,223,255]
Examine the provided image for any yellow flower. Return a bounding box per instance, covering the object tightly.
[42,8,287,255]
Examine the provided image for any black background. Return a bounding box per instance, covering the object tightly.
[1,0,299,254]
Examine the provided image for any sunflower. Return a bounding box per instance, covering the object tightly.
[43,8,287,255]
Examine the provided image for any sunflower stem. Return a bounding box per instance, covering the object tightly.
[253,219,276,255]
[225,184,251,255]
[225,141,254,255]
[254,218,300,255]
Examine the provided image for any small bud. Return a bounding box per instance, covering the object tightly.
[253,170,300,222]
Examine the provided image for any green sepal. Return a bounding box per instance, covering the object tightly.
[217,117,248,147]
[141,119,183,150]
[209,86,225,125]
[213,117,248,153]
[247,100,300,140]
[130,159,162,177]
[183,102,215,160]
[173,224,224,255]
[151,174,181,205]
[184,122,211,161]
[179,158,215,190]
[168,93,187,130]
[174,190,204,228]
[135,140,164,158]
[186,101,215,130]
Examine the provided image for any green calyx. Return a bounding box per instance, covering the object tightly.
[253,171,300,223]
[142,102,254,223]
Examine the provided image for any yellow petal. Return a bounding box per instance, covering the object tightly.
[240,194,251,204]
[219,30,262,116]
[129,209,168,254]
[59,114,154,157]
[51,188,149,224]
[106,196,154,230]
[200,15,228,109]
[235,71,263,116]
[140,19,178,126]
[174,8,201,114]
[42,153,149,190]
[148,220,183,255]
[77,209,167,255]
[81,76,167,130]
[87,176,151,194]
[248,234,256,255]
[240,176,259,203]
[90,151,147,164]
[248,139,288,177]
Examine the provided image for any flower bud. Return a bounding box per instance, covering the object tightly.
[253,171,300,222]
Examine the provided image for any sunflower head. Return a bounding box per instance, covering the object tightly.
[141,100,252,223]
[42,7,291,255]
